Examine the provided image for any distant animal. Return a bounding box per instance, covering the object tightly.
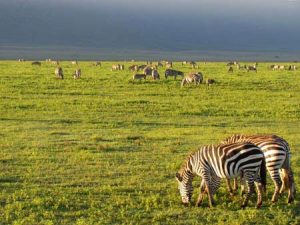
[146,61,152,65]
[278,65,285,70]
[288,65,297,71]
[190,61,197,69]
[143,66,153,76]
[18,59,25,62]
[112,64,121,71]
[182,61,188,65]
[247,65,257,72]
[176,142,266,208]
[55,67,63,79]
[206,78,215,85]
[129,65,139,71]
[120,64,125,70]
[133,74,146,81]
[151,69,160,80]
[52,61,59,65]
[181,72,203,87]
[165,69,184,79]
[228,66,234,73]
[73,69,81,79]
[227,61,238,66]
[94,61,101,66]
[32,61,41,66]
[71,61,78,65]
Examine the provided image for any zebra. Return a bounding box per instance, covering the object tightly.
[165,69,184,79]
[176,142,266,208]
[112,64,120,71]
[222,134,295,203]
[247,65,257,72]
[73,69,81,79]
[151,69,160,80]
[71,61,78,65]
[143,66,153,76]
[181,72,203,87]
[55,67,63,79]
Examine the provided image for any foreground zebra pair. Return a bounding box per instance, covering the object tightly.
[176,134,295,208]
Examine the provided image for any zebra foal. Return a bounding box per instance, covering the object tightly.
[176,142,266,208]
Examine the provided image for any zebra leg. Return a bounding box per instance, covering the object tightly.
[233,177,238,191]
[270,170,282,203]
[241,172,255,209]
[255,182,263,208]
[196,180,206,207]
[287,169,296,203]
[225,178,234,196]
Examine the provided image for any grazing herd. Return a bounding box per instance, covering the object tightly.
[176,134,296,208]
[20,59,298,87]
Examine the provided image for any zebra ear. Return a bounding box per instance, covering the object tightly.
[175,173,183,182]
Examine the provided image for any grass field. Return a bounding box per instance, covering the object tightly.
[0,60,299,224]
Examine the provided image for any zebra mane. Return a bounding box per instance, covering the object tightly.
[178,153,194,175]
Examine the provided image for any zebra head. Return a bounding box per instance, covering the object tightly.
[175,172,193,205]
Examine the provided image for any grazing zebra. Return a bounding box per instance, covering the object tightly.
[247,65,257,72]
[32,61,41,66]
[176,142,266,208]
[228,66,234,73]
[181,72,203,87]
[133,73,146,81]
[73,69,81,79]
[151,69,160,80]
[143,66,153,76]
[112,64,120,71]
[71,61,78,65]
[222,134,295,203]
[129,65,139,71]
[52,61,59,65]
[288,65,297,71]
[55,67,63,79]
[165,69,184,79]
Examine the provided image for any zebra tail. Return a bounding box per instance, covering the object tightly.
[260,156,267,192]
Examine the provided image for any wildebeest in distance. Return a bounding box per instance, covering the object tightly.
[165,69,184,79]
[55,67,64,79]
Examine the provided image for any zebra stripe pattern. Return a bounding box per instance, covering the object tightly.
[176,142,266,208]
[222,134,295,203]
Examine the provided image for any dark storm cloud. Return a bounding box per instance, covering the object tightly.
[0,0,300,51]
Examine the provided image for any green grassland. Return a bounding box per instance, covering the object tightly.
[0,60,299,224]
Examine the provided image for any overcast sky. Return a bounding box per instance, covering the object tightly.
[0,0,300,52]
